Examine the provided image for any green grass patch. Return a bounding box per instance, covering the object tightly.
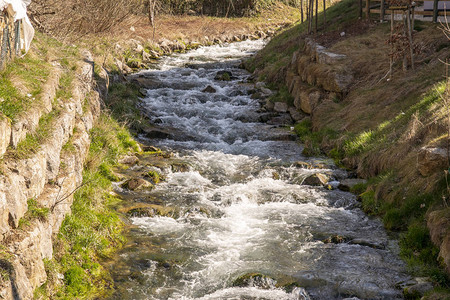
[35,113,140,299]
[56,72,75,100]
[268,85,294,106]
[18,199,50,229]
[0,55,51,121]
[343,81,444,157]
[400,222,450,288]
[105,82,150,134]
[294,118,338,156]
[360,173,450,290]
[13,109,60,159]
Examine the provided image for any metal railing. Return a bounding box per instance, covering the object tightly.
[0,10,22,71]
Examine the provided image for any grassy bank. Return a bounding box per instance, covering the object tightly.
[0,30,141,298]
[34,114,140,299]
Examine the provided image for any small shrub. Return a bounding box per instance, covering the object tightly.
[294,119,312,141]
[360,190,378,214]
[383,208,404,230]
[63,266,91,297]
[269,85,294,106]
[349,182,368,195]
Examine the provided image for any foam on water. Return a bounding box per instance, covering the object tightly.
[110,40,408,300]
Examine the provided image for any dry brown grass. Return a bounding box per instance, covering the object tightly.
[92,2,300,43]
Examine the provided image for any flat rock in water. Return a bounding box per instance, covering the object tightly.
[255,82,266,89]
[303,173,330,186]
[119,155,139,165]
[144,129,174,140]
[348,238,385,250]
[121,178,152,191]
[291,271,328,289]
[338,178,367,192]
[403,281,434,298]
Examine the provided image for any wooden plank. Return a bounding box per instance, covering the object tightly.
[370,8,449,15]
[366,0,370,18]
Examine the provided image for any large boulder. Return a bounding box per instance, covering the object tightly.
[303,173,330,186]
[273,102,289,113]
[417,147,448,176]
[300,91,322,114]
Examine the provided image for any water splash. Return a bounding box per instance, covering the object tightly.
[110,41,408,300]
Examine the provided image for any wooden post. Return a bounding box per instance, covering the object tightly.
[380,0,385,22]
[402,11,408,72]
[315,0,318,34]
[433,0,439,22]
[359,0,363,18]
[406,6,415,70]
[389,10,394,78]
[366,0,370,18]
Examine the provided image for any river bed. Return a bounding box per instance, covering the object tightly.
[108,40,408,300]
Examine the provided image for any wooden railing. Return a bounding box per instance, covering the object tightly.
[360,0,449,22]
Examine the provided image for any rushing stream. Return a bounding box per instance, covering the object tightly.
[110,40,409,300]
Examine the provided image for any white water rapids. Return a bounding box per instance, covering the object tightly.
[110,40,409,300]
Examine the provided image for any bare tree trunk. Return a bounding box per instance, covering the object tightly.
[308,0,313,34]
[402,11,408,72]
[301,0,304,23]
[389,10,394,78]
[323,0,326,28]
[406,6,414,70]
[315,0,318,34]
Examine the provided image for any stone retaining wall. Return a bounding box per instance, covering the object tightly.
[0,53,100,300]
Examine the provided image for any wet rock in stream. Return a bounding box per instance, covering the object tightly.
[232,273,277,289]
[121,178,153,191]
[121,203,179,218]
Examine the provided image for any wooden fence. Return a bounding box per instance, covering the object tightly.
[0,10,21,71]
[360,0,449,22]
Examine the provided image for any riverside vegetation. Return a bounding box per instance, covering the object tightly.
[0,1,304,299]
[0,0,449,298]
[245,0,450,297]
